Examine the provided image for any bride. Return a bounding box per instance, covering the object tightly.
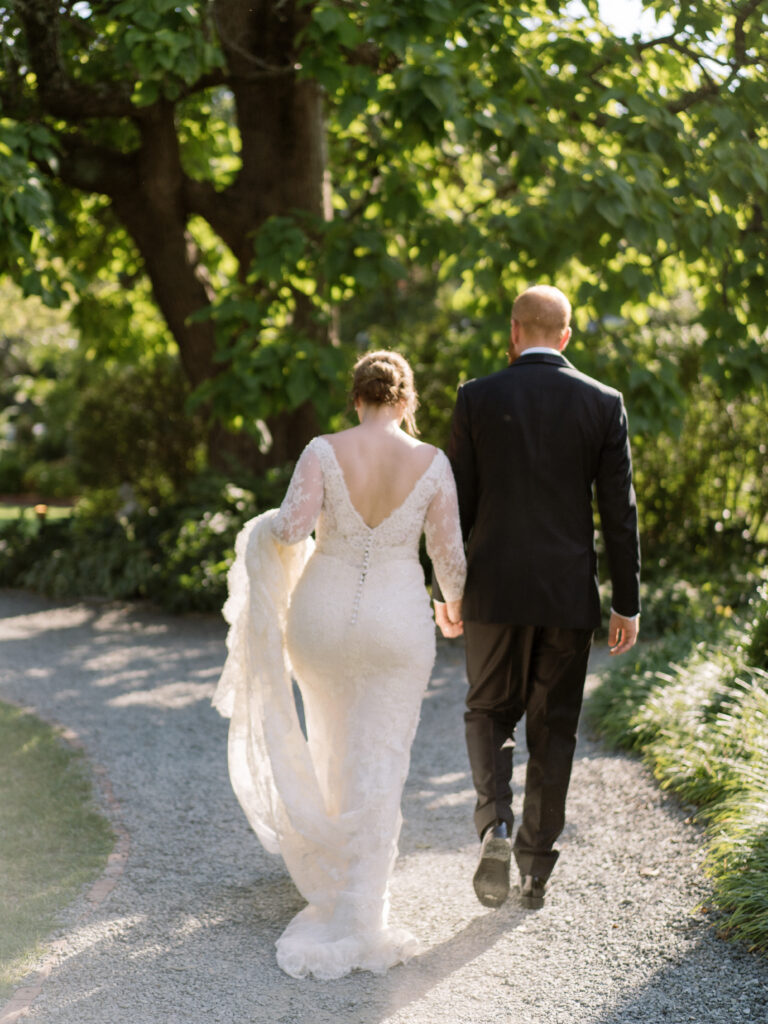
[213,350,466,980]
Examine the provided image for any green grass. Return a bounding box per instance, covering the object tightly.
[0,505,73,523]
[587,582,768,955]
[0,702,114,1000]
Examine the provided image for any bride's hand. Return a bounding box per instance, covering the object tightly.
[434,600,464,638]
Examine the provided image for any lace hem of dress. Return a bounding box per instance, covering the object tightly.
[276,906,421,980]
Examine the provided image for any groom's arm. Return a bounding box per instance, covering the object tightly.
[446,384,478,543]
[595,394,641,624]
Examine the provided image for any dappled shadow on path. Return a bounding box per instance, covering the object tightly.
[0,589,225,728]
[6,591,768,1024]
[7,864,523,1024]
[15,854,768,1024]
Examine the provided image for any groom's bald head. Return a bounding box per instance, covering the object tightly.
[508,285,572,362]
[511,285,571,342]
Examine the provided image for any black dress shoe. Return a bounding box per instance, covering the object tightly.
[473,822,511,908]
[519,874,546,909]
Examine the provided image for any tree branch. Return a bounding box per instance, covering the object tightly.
[340,40,400,74]
[214,0,299,79]
[733,0,766,62]
[54,133,138,197]
[580,3,768,126]
[666,81,721,115]
[181,176,256,256]
[16,0,136,119]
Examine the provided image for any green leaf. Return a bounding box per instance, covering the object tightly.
[596,197,624,228]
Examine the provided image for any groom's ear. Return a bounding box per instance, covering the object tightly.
[508,319,520,363]
[558,327,572,352]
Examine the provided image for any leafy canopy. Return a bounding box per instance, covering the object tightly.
[0,0,767,444]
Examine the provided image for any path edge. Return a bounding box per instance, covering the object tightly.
[0,702,130,1024]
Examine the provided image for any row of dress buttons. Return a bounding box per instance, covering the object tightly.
[350,537,372,625]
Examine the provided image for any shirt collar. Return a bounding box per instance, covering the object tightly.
[516,346,563,357]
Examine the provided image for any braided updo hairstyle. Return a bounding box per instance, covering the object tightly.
[350,350,419,435]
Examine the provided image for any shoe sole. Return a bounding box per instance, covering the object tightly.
[473,838,511,908]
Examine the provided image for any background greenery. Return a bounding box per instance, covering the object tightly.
[2,0,767,473]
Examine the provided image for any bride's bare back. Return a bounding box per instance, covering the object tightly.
[324,422,437,530]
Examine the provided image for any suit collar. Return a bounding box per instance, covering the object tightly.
[512,350,573,369]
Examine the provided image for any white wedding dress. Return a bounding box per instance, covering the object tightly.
[213,436,465,980]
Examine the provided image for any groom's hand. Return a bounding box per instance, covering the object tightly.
[608,611,639,655]
[434,600,464,638]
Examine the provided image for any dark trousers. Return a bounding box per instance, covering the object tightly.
[463,621,593,880]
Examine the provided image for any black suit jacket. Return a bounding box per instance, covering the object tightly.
[438,352,640,629]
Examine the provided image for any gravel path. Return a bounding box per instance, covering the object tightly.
[1,588,767,1024]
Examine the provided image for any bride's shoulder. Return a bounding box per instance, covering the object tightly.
[399,436,436,458]
[308,433,340,450]
[315,429,355,456]
[414,440,445,460]
[421,445,452,480]
[410,441,447,480]
[295,435,334,467]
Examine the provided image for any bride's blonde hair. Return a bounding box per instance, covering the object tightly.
[350,350,419,435]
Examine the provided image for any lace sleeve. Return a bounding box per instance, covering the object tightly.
[271,442,324,545]
[424,452,466,604]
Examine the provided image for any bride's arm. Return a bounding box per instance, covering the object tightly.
[271,443,324,545]
[424,455,466,621]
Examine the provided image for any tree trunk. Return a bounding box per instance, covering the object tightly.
[17,0,331,475]
[118,1,329,474]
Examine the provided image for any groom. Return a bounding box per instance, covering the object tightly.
[434,284,640,909]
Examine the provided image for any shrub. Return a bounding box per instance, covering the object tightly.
[0,470,291,613]
[69,358,205,503]
[21,458,79,500]
[588,578,768,954]
[745,582,768,671]
[0,453,25,494]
